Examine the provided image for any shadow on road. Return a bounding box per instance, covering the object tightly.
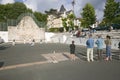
[76,53,87,61]
[0,46,10,50]
[0,62,4,68]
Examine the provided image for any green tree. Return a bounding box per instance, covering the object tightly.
[67,13,76,30]
[0,4,6,22]
[104,0,120,25]
[81,3,96,28]
[62,18,68,31]
[67,13,75,20]
[34,11,47,22]
[113,15,120,24]
[112,2,120,24]
[8,2,28,19]
[0,2,30,21]
[0,2,48,31]
[0,2,47,23]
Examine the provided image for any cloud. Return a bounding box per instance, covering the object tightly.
[24,0,65,12]
[24,0,38,11]
[0,0,14,4]
[36,0,67,13]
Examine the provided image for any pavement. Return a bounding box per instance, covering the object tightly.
[0,43,120,80]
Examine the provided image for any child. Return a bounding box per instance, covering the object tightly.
[70,40,76,60]
[31,39,35,46]
[12,39,15,46]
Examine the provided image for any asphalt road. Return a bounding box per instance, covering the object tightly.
[0,43,120,80]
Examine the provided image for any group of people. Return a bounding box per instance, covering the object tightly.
[86,34,112,62]
[12,39,35,46]
[69,34,114,61]
[73,30,87,38]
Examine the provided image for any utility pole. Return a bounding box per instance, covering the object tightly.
[71,0,76,30]
[72,0,75,14]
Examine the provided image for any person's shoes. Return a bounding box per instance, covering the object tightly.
[109,58,112,61]
[87,60,90,62]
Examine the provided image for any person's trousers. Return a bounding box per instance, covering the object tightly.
[87,48,94,61]
[97,49,103,60]
[106,46,111,57]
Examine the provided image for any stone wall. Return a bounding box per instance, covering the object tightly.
[8,16,45,43]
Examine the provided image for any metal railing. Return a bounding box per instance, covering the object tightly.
[0,13,47,31]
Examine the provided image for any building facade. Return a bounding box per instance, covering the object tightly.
[46,5,81,29]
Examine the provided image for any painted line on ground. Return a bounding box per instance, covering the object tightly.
[0,61,49,71]
[0,53,75,71]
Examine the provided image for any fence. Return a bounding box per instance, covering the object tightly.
[0,13,47,31]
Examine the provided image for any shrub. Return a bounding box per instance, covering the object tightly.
[59,27,64,32]
[48,28,59,32]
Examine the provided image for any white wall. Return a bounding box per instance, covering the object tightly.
[45,32,55,42]
[0,31,8,42]
[49,34,120,50]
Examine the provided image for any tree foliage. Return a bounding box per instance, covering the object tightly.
[0,2,47,22]
[34,11,47,22]
[67,13,75,30]
[0,4,5,22]
[104,0,120,25]
[62,18,68,31]
[67,13,76,20]
[81,3,96,28]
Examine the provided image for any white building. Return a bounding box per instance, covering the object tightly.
[46,5,81,29]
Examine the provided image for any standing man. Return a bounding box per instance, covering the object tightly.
[70,40,76,60]
[86,34,94,62]
[95,35,104,60]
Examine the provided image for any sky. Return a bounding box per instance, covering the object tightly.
[0,0,120,21]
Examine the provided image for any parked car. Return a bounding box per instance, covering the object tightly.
[82,28,89,32]
[111,24,120,29]
[94,26,109,31]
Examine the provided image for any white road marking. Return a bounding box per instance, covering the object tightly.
[0,61,49,71]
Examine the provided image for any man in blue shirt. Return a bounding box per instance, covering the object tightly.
[86,34,94,62]
[95,35,103,60]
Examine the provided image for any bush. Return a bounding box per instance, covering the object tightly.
[74,26,79,30]
[65,27,69,32]
[59,27,64,32]
[48,28,59,32]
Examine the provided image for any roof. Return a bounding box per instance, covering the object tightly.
[59,5,66,14]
